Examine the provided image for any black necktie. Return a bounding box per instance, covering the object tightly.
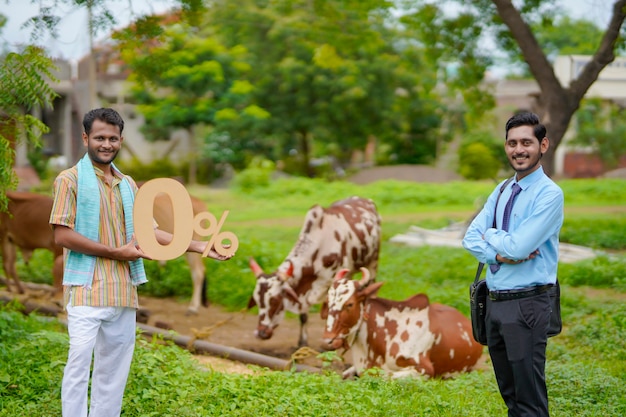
[490,183,522,273]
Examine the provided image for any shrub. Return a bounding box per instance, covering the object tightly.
[459,142,500,180]
[115,157,185,183]
[232,157,275,192]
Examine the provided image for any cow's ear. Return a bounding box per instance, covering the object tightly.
[320,301,329,319]
[247,297,256,309]
[335,268,351,280]
[360,281,384,299]
[303,205,324,230]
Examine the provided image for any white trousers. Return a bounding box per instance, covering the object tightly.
[62,304,136,417]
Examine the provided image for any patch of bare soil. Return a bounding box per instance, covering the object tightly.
[136,294,330,371]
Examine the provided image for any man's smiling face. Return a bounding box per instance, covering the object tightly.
[83,119,123,169]
[505,125,549,180]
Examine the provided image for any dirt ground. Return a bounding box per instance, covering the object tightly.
[136,294,331,370]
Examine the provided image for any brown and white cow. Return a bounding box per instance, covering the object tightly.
[248,196,381,347]
[0,191,64,294]
[323,268,483,379]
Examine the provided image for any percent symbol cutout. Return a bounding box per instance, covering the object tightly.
[192,210,238,258]
[134,178,239,261]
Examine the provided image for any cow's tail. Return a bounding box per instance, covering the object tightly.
[202,276,209,307]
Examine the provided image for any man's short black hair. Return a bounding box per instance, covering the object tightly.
[83,108,125,135]
[505,111,546,141]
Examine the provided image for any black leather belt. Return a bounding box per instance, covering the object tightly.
[489,284,553,301]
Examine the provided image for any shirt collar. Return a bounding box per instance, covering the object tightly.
[515,165,544,190]
[93,164,123,186]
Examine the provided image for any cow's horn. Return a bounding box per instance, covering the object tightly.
[357,267,370,287]
[249,257,264,277]
[335,269,351,280]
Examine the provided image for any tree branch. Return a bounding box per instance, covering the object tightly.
[491,0,563,96]
[569,0,626,101]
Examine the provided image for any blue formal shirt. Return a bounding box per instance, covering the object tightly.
[462,166,564,290]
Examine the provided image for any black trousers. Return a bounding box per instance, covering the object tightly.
[486,292,551,417]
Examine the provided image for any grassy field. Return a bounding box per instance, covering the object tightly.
[1,176,625,416]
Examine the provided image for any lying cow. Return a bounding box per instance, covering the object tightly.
[0,191,64,293]
[323,268,483,379]
[248,196,381,347]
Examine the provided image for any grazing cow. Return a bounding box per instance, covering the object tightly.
[323,268,483,379]
[0,191,64,294]
[248,196,381,347]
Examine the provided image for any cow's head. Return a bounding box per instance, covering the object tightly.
[322,267,384,350]
[248,257,299,340]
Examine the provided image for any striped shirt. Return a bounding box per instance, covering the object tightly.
[50,164,140,309]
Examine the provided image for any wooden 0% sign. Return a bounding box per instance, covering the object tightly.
[133,178,238,260]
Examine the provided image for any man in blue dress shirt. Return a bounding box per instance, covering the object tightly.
[463,112,564,417]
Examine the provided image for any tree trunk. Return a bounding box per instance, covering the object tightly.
[187,127,197,185]
[299,130,314,177]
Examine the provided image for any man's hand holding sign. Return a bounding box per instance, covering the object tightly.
[133,178,238,261]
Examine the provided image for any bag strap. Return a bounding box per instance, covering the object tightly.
[474,177,515,283]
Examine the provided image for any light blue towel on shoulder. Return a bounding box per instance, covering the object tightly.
[63,153,147,286]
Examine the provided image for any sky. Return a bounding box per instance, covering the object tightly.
[1,0,177,60]
[0,0,615,62]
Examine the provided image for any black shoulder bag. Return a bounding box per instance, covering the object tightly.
[469,178,562,345]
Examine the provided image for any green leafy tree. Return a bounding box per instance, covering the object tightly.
[396,4,495,131]
[0,45,58,211]
[0,0,207,200]
[207,0,444,176]
[535,16,606,59]
[570,98,626,169]
[410,0,626,176]
[115,18,269,183]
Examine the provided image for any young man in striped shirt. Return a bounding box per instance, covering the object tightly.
[50,107,233,417]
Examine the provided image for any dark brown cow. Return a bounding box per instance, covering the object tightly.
[323,268,483,379]
[248,196,381,347]
[0,191,64,293]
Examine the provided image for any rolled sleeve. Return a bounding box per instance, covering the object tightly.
[50,169,78,229]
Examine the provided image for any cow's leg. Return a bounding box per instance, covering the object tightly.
[185,252,206,315]
[298,313,309,347]
[342,366,357,379]
[397,356,434,378]
[21,248,34,264]
[2,239,24,293]
[391,369,422,379]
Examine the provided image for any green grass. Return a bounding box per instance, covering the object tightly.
[1,176,625,416]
